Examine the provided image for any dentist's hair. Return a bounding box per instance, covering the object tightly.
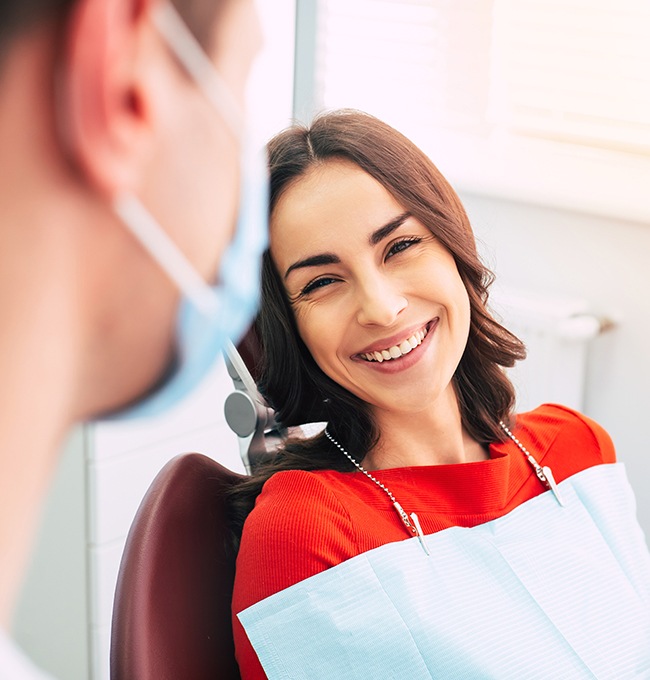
[228,110,526,545]
[0,0,229,62]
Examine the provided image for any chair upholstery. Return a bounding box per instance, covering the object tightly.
[110,453,245,680]
[235,327,264,384]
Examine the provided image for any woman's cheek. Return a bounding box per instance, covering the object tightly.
[298,310,337,365]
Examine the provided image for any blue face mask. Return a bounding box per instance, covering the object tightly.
[104,3,268,420]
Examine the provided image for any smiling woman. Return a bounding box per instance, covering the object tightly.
[254,111,526,445]
[273,159,474,449]
[229,110,650,680]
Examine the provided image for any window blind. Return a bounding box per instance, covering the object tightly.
[491,0,650,154]
[311,0,650,220]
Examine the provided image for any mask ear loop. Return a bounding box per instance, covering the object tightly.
[112,2,249,318]
[113,193,218,316]
[152,2,244,142]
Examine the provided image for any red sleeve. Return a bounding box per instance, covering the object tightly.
[569,410,617,464]
[537,403,617,465]
[232,470,358,680]
[526,403,617,480]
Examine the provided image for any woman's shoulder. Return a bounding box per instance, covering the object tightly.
[515,403,616,465]
[253,468,350,509]
[240,468,357,566]
[234,468,359,616]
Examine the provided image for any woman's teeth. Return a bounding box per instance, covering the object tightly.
[361,326,428,363]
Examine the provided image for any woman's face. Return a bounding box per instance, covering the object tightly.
[271,159,471,416]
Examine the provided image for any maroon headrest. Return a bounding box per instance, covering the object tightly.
[236,326,263,384]
[110,453,245,680]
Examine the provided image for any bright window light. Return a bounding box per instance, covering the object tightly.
[308,0,650,222]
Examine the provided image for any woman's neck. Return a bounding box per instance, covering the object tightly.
[365,388,488,470]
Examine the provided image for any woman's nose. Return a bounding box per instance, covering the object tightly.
[355,275,407,327]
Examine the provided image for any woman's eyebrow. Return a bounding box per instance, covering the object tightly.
[283,211,412,281]
[284,253,340,281]
[369,211,411,245]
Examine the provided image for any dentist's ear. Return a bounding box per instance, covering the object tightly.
[59,0,157,196]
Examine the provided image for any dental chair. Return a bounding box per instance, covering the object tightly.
[109,452,245,680]
[223,331,326,472]
[110,334,279,680]
[223,332,284,474]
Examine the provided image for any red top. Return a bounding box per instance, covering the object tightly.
[232,404,615,679]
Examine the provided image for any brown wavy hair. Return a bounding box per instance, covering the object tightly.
[228,110,526,545]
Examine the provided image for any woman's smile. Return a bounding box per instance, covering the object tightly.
[353,319,438,373]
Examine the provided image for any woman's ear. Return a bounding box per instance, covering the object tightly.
[58,0,156,196]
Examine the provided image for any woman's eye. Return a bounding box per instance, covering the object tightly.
[301,277,338,296]
[386,237,422,259]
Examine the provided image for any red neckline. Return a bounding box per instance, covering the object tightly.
[319,439,538,515]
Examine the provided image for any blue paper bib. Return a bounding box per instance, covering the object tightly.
[239,464,650,679]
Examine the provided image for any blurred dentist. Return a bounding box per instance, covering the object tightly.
[0,0,266,676]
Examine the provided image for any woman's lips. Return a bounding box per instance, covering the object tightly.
[352,318,439,372]
[359,324,429,363]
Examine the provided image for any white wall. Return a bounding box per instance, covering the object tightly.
[462,191,650,537]
[13,429,89,679]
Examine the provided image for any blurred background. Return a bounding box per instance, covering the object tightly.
[14,1,650,677]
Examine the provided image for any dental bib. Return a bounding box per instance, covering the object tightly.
[239,463,650,679]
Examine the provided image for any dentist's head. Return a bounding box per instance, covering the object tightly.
[0,0,266,423]
[108,2,269,419]
[0,0,265,636]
